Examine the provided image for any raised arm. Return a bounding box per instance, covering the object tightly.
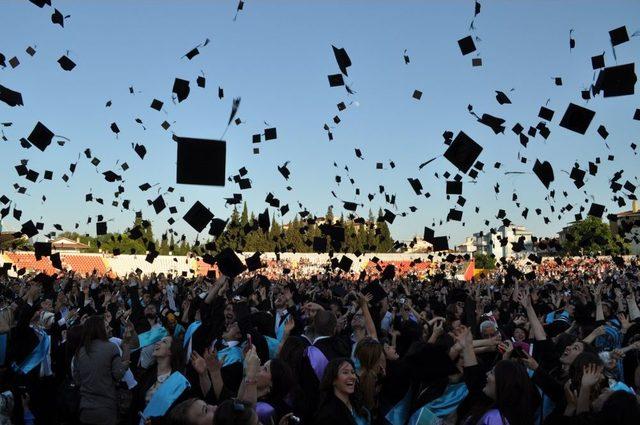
[518,287,547,341]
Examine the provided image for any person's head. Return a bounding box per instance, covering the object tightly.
[144,304,157,321]
[320,358,357,398]
[256,359,295,399]
[513,327,527,342]
[350,311,365,330]
[40,298,53,313]
[152,335,184,372]
[480,320,498,339]
[168,398,216,425]
[354,338,385,375]
[222,322,242,342]
[213,399,258,425]
[312,310,337,337]
[598,390,640,424]
[569,352,605,393]
[224,304,236,324]
[560,340,598,366]
[482,360,539,425]
[81,315,108,354]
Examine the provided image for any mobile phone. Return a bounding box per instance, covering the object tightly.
[247,334,252,347]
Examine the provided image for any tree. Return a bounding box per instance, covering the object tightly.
[562,216,630,255]
[325,206,334,224]
[474,253,496,269]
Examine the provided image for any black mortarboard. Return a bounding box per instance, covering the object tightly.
[50,253,62,270]
[447,209,462,221]
[152,195,166,214]
[183,201,213,233]
[383,209,396,224]
[21,220,38,238]
[214,248,247,278]
[555,77,563,86]
[258,209,270,232]
[96,221,107,235]
[597,125,609,139]
[150,99,163,111]
[264,128,277,140]
[26,170,38,182]
[457,36,476,55]
[9,57,19,68]
[343,201,358,211]
[313,236,327,252]
[472,58,482,67]
[588,203,605,218]
[443,131,483,173]
[446,181,463,195]
[110,122,120,135]
[184,47,199,60]
[337,255,352,272]
[477,114,505,134]
[538,106,554,121]
[413,90,422,100]
[512,123,524,134]
[609,26,629,46]
[277,162,290,179]
[209,218,227,238]
[161,121,171,130]
[634,109,640,121]
[197,76,206,88]
[174,135,226,186]
[34,242,51,260]
[246,252,264,271]
[332,45,352,76]
[591,54,605,70]
[495,91,511,105]
[218,87,224,99]
[533,159,554,189]
[134,143,147,159]
[172,78,190,102]
[57,55,76,71]
[559,103,595,134]
[432,236,449,251]
[408,178,422,195]
[363,280,387,303]
[0,84,24,107]
[593,63,636,98]
[27,121,54,151]
[328,74,345,87]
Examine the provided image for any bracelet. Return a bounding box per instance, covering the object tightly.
[243,377,257,385]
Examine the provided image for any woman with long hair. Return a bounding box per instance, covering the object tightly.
[354,338,385,415]
[73,315,131,425]
[314,358,370,425]
[254,358,298,425]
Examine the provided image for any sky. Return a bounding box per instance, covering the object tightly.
[0,0,639,247]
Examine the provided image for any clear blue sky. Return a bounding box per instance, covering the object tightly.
[1,0,639,246]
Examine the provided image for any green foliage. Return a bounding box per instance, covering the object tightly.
[562,216,630,255]
[474,253,496,269]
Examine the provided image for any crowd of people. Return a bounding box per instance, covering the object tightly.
[1,255,640,425]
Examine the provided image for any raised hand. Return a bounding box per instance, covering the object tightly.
[204,347,224,373]
[191,351,207,375]
[581,363,603,388]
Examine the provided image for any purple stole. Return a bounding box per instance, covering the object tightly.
[256,401,276,424]
[305,345,329,381]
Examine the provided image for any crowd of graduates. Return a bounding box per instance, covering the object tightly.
[1,256,640,425]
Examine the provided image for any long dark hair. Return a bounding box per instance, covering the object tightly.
[569,352,605,393]
[80,315,108,355]
[599,390,640,425]
[268,358,296,400]
[493,360,540,425]
[319,358,367,418]
[167,335,186,374]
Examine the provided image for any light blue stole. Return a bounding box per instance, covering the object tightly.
[173,323,185,339]
[385,387,412,425]
[218,345,243,367]
[135,326,168,350]
[141,371,190,420]
[408,382,468,425]
[12,328,50,374]
[265,336,280,359]
[275,313,289,341]
[183,321,202,348]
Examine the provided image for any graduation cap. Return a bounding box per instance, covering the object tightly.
[214,248,247,278]
[9,57,19,68]
[197,76,206,88]
[57,55,76,71]
[432,236,449,251]
[533,159,554,189]
[495,91,511,105]
[332,45,352,76]
[278,161,290,179]
[209,218,227,238]
[174,135,226,186]
[172,78,190,102]
[134,143,147,159]
[457,36,476,55]
[337,255,352,272]
[34,242,52,260]
[264,128,277,140]
[444,131,483,173]
[538,106,554,121]
[477,114,505,134]
[446,181,463,195]
[27,122,54,151]
[328,74,345,87]
[313,236,327,252]
[362,280,387,303]
[184,47,199,60]
[559,103,595,134]
[471,58,482,67]
[403,49,410,64]
[51,9,67,27]
[21,220,38,238]
[609,26,629,46]
[597,125,609,140]
[0,84,24,107]
[413,90,423,100]
[150,99,163,111]
[152,195,166,214]
[183,201,213,233]
[591,54,605,70]
[593,63,636,98]
[96,221,107,236]
[587,203,605,218]
[244,252,263,272]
